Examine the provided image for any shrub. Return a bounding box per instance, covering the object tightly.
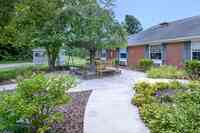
[147,65,186,79]
[0,65,48,82]
[138,59,153,71]
[132,81,200,133]
[185,60,200,80]
[0,74,75,133]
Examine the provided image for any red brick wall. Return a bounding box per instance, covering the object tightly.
[166,42,184,68]
[128,45,145,66]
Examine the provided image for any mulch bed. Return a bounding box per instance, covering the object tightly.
[54,90,92,133]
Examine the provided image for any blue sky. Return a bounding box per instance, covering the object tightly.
[114,0,200,29]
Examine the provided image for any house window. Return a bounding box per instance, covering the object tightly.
[35,52,44,57]
[120,53,127,59]
[101,49,106,58]
[150,45,162,60]
[192,49,200,60]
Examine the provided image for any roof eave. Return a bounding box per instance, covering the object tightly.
[128,35,200,47]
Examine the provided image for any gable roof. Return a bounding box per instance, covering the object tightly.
[128,15,200,46]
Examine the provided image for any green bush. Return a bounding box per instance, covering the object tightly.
[138,59,153,71]
[0,74,75,133]
[185,60,200,80]
[147,65,186,79]
[0,65,48,82]
[132,81,200,133]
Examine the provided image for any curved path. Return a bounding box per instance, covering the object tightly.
[73,69,149,133]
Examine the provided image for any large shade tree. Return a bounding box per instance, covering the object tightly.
[124,14,143,35]
[0,0,18,44]
[68,0,127,64]
[15,0,126,69]
[15,0,73,70]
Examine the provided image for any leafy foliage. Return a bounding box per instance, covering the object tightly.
[69,0,127,64]
[0,74,74,133]
[14,0,127,69]
[15,0,69,70]
[124,15,143,35]
[0,43,32,61]
[138,59,153,71]
[0,0,18,44]
[133,81,200,133]
[0,65,48,82]
[147,65,186,79]
[185,60,200,80]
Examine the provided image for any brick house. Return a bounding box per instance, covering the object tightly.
[128,16,200,67]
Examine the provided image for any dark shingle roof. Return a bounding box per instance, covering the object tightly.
[128,15,200,46]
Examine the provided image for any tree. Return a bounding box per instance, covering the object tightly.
[15,0,71,70]
[69,0,127,64]
[0,0,18,45]
[125,15,143,35]
[15,0,126,69]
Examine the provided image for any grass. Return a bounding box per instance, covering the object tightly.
[65,56,87,67]
[0,65,48,82]
[147,65,186,79]
[0,56,86,82]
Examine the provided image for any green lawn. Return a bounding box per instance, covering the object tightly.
[65,56,87,67]
[0,65,48,82]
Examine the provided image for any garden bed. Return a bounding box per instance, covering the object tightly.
[132,81,200,133]
[0,65,71,84]
[54,91,92,133]
[147,65,187,79]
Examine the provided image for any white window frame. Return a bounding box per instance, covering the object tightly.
[149,45,163,65]
[191,42,200,60]
[119,48,128,62]
[101,49,107,61]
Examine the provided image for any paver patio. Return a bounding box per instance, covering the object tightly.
[72,69,150,133]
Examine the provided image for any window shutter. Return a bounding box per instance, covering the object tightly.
[162,43,167,64]
[144,45,149,58]
[183,41,191,62]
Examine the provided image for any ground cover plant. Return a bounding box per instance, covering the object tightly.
[147,65,186,79]
[0,65,48,82]
[0,74,75,133]
[133,81,200,133]
[138,59,153,72]
[185,60,200,80]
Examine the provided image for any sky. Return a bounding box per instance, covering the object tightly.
[114,0,200,29]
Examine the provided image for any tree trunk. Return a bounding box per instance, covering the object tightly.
[89,48,96,65]
[46,47,59,71]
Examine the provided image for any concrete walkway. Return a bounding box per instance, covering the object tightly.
[73,69,149,133]
[0,63,33,69]
[0,84,17,91]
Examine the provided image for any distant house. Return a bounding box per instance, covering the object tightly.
[128,15,200,67]
[33,48,66,65]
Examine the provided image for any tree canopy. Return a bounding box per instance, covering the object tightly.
[0,0,18,45]
[10,0,127,69]
[125,14,143,35]
[66,0,127,63]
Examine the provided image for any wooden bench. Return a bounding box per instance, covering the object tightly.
[95,60,119,78]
